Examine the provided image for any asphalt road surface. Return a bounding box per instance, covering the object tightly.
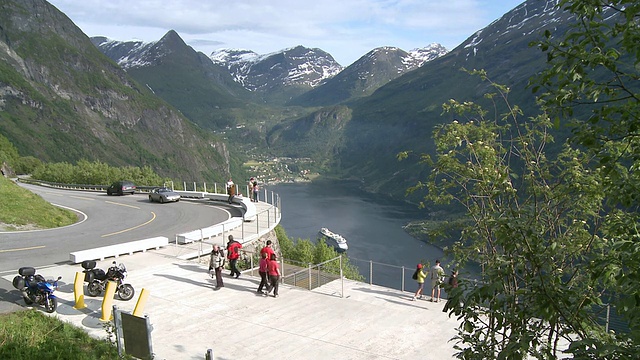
[0,183,238,311]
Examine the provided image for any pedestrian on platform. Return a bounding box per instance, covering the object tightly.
[226,235,242,278]
[252,181,259,202]
[430,259,445,302]
[226,178,235,204]
[411,263,427,301]
[266,253,281,298]
[256,252,269,294]
[208,244,225,289]
[260,240,275,260]
[448,269,458,289]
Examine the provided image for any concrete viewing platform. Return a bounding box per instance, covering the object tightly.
[2,197,462,359]
[3,247,461,360]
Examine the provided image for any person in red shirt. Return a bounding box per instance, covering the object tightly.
[265,253,281,298]
[226,235,242,278]
[256,252,269,294]
[260,240,275,260]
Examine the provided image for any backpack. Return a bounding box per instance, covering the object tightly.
[412,269,419,280]
[448,276,454,286]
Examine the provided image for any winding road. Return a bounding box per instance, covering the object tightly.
[0,183,238,307]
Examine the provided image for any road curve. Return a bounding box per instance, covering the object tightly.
[0,183,235,272]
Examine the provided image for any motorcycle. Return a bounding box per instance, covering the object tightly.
[12,267,61,313]
[81,260,135,300]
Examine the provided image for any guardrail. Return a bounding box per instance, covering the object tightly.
[18,178,282,264]
[69,236,169,263]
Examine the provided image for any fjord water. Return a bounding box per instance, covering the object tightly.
[267,180,444,289]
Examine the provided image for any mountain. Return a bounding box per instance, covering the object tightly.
[336,0,576,199]
[91,31,257,130]
[288,44,448,107]
[211,45,343,105]
[0,0,230,182]
[264,0,580,201]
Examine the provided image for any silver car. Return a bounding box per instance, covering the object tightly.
[148,188,181,203]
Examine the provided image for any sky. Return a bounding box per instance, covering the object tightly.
[47,0,525,66]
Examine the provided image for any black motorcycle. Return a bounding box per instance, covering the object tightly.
[12,267,61,313]
[81,260,135,301]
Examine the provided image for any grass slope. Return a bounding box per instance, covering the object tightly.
[0,177,76,230]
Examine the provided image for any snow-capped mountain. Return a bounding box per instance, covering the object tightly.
[90,36,158,69]
[407,43,449,67]
[287,43,448,107]
[210,46,343,102]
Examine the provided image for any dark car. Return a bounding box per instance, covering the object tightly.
[148,188,181,203]
[107,181,136,196]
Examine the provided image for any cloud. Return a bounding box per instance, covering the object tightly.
[49,0,523,66]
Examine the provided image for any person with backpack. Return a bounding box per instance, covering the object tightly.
[411,263,427,301]
[208,244,225,289]
[226,235,242,278]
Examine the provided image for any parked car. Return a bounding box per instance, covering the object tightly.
[148,188,181,203]
[107,181,136,196]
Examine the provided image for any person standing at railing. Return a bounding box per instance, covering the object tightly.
[411,263,427,301]
[252,180,259,202]
[256,252,269,295]
[226,178,235,204]
[430,259,445,302]
[265,253,280,298]
[208,244,225,290]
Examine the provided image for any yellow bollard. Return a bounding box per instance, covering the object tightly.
[100,280,117,322]
[133,288,150,317]
[73,272,87,310]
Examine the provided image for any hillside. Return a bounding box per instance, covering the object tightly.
[329,0,577,200]
[0,0,230,182]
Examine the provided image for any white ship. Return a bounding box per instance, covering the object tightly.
[319,227,349,252]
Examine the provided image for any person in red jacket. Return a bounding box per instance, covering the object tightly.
[265,253,281,298]
[226,235,242,278]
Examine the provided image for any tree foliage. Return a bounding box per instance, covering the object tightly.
[404,72,611,358]
[531,1,640,358]
[400,1,640,358]
[31,159,167,186]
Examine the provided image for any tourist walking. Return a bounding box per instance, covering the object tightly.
[411,263,427,301]
[208,244,225,289]
[265,253,281,297]
[256,252,269,294]
[226,235,243,278]
[430,259,445,302]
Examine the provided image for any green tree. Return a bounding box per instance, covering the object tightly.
[533,1,640,358]
[402,73,612,358]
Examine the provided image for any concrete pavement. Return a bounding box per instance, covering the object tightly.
[2,249,460,360]
[1,199,461,359]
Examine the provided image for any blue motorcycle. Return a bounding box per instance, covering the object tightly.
[12,267,61,313]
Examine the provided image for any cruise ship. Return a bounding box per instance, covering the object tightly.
[319,228,349,252]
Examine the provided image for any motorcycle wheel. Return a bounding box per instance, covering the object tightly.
[23,295,33,305]
[45,297,57,313]
[118,284,135,301]
[87,281,102,297]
